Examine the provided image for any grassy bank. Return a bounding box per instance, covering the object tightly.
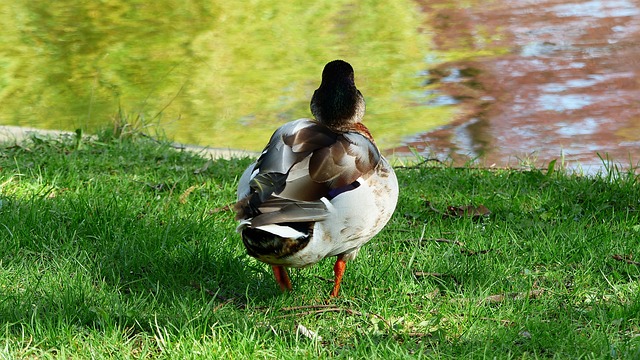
[0,130,639,359]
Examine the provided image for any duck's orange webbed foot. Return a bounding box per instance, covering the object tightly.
[329,256,347,298]
[272,265,292,292]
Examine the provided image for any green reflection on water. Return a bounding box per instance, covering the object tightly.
[0,0,454,150]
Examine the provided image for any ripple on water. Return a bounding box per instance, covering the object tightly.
[398,0,640,172]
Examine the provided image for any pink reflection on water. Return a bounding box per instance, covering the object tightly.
[398,0,640,172]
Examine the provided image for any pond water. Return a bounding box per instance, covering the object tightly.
[402,0,640,172]
[1,1,639,172]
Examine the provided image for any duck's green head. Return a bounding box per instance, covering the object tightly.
[311,60,365,128]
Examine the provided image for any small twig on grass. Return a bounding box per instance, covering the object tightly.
[277,306,431,339]
[403,332,432,338]
[194,159,212,174]
[402,238,465,247]
[192,282,245,309]
[209,203,233,214]
[424,200,492,220]
[612,254,640,266]
[449,289,545,305]
[212,298,235,312]
[192,282,224,299]
[414,271,448,278]
[371,313,393,330]
[167,181,179,198]
[280,305,336,312]
[483,289,545,304]
[3,144,27,151]
[314,275,335,284]
[277,305,394,330]
[276,307,363,318]
[404,238,493,256]
[479,317,515,327]
[424,201,447,217]
[461,248,493,256]
[429,237,466,247]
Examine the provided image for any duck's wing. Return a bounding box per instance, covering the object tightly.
[235,119,381,225]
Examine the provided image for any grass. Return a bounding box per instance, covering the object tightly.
[0,128,639,359]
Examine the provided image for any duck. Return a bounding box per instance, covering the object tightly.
[235,59,398,297]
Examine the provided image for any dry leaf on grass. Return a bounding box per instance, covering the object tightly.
[179,185,198,204]
[446,204,492,218]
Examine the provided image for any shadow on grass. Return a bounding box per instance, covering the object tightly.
[2,134,640,357]
[1,191,287,330]
[0,138,287,335]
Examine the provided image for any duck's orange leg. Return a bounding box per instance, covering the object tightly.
[272,265,292,292]
[330,255,347,297]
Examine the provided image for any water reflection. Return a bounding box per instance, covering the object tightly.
[550,0,640,18]
[1,0,639,171]
[0,1,452,150]
[403,0,640,171]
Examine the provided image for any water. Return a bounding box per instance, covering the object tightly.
[403,0,640,172]
[1,1,639,172]
[0,1,453,151]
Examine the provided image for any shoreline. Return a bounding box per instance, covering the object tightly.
[0,125,260,160]
[2,125,636,175]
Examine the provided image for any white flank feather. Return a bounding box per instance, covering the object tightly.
[256,224,308,239]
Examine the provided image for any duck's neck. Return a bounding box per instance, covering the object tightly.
[310,85,365,129]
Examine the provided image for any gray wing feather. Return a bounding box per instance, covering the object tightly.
[250,197,329,227]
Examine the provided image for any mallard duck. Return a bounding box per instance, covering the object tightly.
[235,60,398,297]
